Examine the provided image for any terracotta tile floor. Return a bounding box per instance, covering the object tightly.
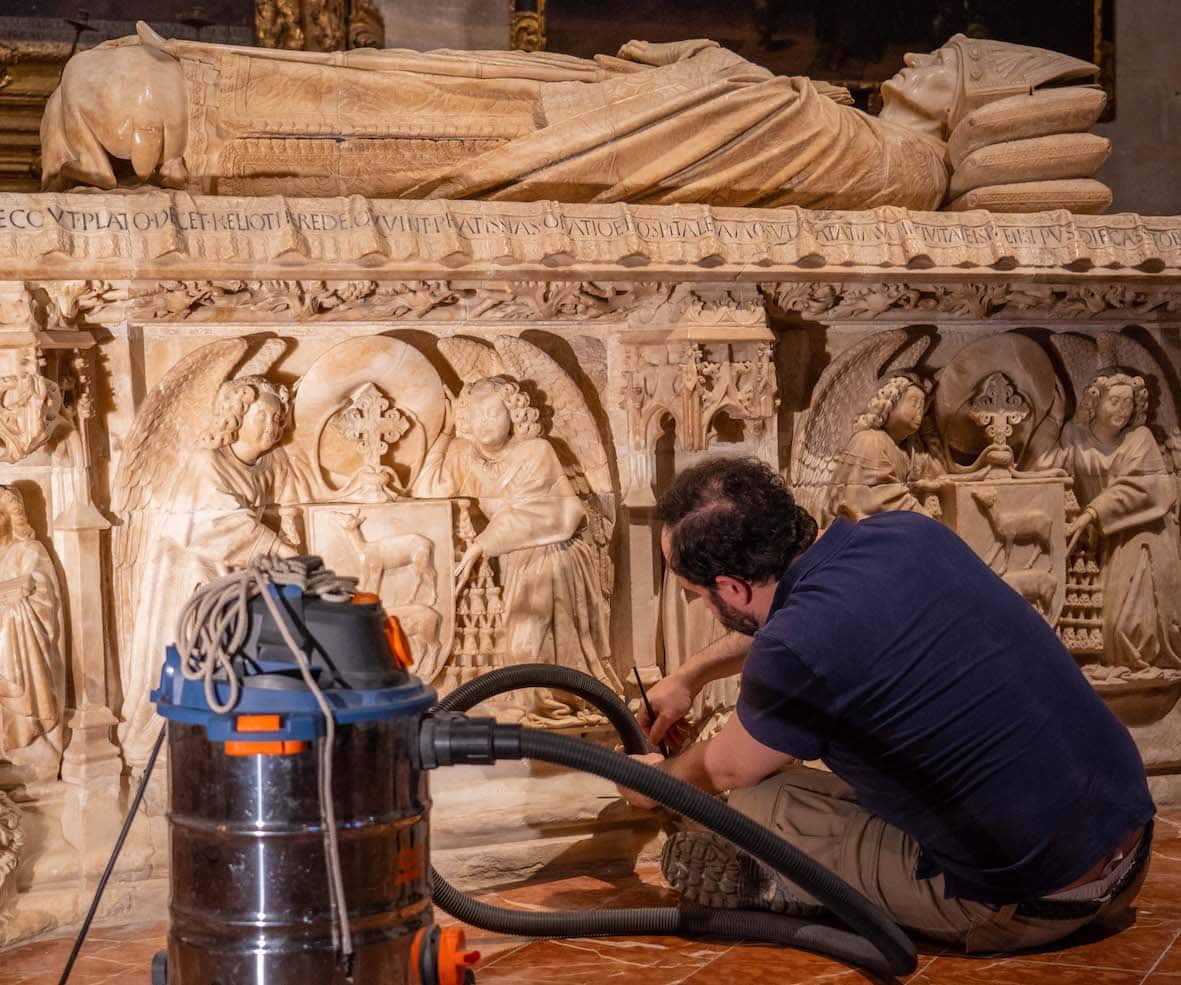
[11,809,1181,985]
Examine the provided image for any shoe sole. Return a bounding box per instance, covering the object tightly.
[661,829,816,913]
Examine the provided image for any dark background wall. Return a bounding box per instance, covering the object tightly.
[1094,0,1181,216]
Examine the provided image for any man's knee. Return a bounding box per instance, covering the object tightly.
[727,765,857,828]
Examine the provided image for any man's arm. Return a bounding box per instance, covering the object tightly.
[620,711,797,809]
[641,630,751,744]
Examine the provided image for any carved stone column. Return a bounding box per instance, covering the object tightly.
[615,295,779,677]
[29,288,124,859]
[51,350,120,790]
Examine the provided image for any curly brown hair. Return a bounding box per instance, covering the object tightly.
[656,457,817,588]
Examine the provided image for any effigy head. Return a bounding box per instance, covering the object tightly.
[881,33,1098,141]
[40,25,187,191]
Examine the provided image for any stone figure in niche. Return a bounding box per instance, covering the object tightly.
[112,339,308,769]
[829,373,942,521]
[0,374,64,465]
[1054,370,1181,678]
[43,23,1109,212]
[0,485,65,781]
[418,336,622,723]
[658,571,738,742]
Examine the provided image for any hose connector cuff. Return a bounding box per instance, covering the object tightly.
[419,712,522,768]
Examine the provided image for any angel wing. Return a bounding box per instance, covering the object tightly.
[436,337,505,384]
[944,86,1111,214]
[1048,332,1099,427]
[494,336,613,496]
[110,338,264,651]
[789,330,931,524]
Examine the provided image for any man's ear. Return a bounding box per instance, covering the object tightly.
[713,575,752,605]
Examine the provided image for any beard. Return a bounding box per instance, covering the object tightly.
[708,588,761,636]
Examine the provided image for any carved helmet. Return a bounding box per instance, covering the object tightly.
[944,33,1099,131]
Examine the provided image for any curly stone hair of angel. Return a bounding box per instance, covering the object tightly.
[201,376,292,449]
[459,376,542,440]
[655,457,818,588]
[1079,369,1150,431]
[854,373,929,433]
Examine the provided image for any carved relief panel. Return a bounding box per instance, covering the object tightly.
[791,325,1181,726]
[111,326,621,743]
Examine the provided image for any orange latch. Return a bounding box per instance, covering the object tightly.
[437,927,480,985]
[385,614,413,670]
[352,593,413,669]
[225,713,309,757]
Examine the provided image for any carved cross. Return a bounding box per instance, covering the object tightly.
[968,372,1029,449]
[332,382,410,469]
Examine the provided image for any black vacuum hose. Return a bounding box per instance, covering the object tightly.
[426,664,917,978]
[435,663,650,752]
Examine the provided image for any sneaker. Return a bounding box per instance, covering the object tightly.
[660,829,822,915]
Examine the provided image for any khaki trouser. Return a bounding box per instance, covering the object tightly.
[728,766,1150,953]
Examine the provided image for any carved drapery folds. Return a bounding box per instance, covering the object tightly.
[110,328,619,745]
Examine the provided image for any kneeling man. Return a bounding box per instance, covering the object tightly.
[624,457,1153,952]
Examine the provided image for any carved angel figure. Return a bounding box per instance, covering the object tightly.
[416,337,622,721]
[0,486,64,779]
[790,330,936,525]
[1055,370,1181,674]
[44,23,1109,212]
[829,373,942,521]
[113,341,309,768]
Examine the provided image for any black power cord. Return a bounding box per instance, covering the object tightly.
[57,726,167,985]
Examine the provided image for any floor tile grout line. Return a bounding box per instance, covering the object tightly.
[1139,928,1181,984]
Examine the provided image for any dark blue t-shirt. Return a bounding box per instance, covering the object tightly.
[737,511,1154,905]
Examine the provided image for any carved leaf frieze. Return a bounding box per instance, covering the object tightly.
[4,277,1178,327]
[763,281,1181,321]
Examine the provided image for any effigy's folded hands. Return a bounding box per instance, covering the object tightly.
[943,86,1111,214]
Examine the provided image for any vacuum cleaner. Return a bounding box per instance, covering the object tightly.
[56,556,917,985]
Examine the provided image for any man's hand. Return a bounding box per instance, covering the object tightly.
[616,752,666,810]
[637,671,695,749]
